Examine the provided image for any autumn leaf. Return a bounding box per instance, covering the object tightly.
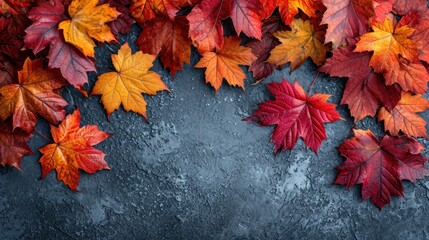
[262,0,325,25]
[319,42,401,122]
[24,0,96,92]
[101,0,136,37]
[246,16,282,83]
[409,15,429,63]
[392,0,427,16]
[58,0,120,57]
[187,0,232,53]
[245,79,342,153]
[230,0,263,39]
[0,119,32,170]
[268,18,328,70]
[130,0,189,24]
[378,92,429,138]
[136,16,191,77]
[0,17,23,60]
[0,0,31,16]
[321,0,373,49]
[194,36,256,92]
[354,17,420,75]
[0,56,17,87]
[372,0,394,23]
[0,58,68,133]
[335,129,429,209]
[91,43,169,120]
[39,109,111,191]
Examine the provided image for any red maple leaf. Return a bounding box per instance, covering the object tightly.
[0,119,32,170]
[319,41,401,122]
[245,79,342,153]
[335,129,429,209]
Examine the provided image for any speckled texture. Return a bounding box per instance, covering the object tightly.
[1,25,429,240]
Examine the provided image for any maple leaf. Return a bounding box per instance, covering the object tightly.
[321,0,374,49]
[409,15,429,63]
[319,42,401,122]
[354,17,420,75]
[24,0,96,92]
[39,109,111,191]
[0,56,17,87]
[187,0,232,53]
[392,0,427,16]
[101,0,136,37]
[246,17,282,83]
[0,0,31,16]
[0,15,30,61]
[335,129,429,209]
[245,79,342,153]
[0,58,68,133]
[130,0,189,24]
[0,119,32,170]
[262,0,325,25]
[372,0,394,23]
[230,0,263,39]
[378,92,429,138]
[136,16,191,77]
[58,0,120,57]
[91,43,169,120]
[268,18,328,70]
[194,36,256,92]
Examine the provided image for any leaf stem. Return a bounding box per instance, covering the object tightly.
[308,71,319,95]
[33,128,51,142]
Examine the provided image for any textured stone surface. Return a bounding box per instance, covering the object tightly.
[1,25,429,239]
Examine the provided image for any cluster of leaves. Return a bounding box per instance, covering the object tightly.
[0,0,428,208]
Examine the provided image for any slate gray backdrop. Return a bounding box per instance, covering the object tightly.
[1,25,429,240]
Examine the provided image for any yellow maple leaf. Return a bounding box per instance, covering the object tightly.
[354,17,420,74]
[194,36,256,92]
[91,43,169,120]
[267,18,328,70]
[59,0,120,57]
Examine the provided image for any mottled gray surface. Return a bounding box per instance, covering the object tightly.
[1,26,429,240]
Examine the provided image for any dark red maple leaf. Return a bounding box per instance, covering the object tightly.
[335,129,429,209]
[0,56,17,86]
[24,0,96,93]
[246,16,282,83]
[245,79,342,153]
[0,118,32,170]
[230,0,263,39]
[0,15,30,61]
[319,41,401,122]
[136,16,191,77]
[100,0,136,37]
[393,0,427,16]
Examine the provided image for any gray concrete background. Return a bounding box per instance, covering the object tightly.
[1,26,429,240]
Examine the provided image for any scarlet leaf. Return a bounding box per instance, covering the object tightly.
[372,0,394,23]
[39,109,111,191]
[58,0,120,57]
[409,16,429,63]
[0,58,68,133]
[378,92,429,138]
[24,0,96,92]
[245,79,341,153]
[246,16,282,83]
[268,18,328,70]
[194,36,256,92]
[91,43,169,120]
[136,16,191,77]
[187,0,232,53]
[319,42,401,122]
[321,0,373,48]
[335,129,429,209]
[230,0,263,39]
[354,17,420,75]
[0,119,32,170]
[393,0,427,16]
[266,0,325,25]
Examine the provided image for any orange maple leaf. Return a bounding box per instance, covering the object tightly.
[261,0,324,25]
[378,92,429,138]
[91,43,169,120]
[0,58,68,133]
[39,109,111,191]
[58,0,120,57]
[194,36,256,92]
[268,18,328,70]
[354,17,420,75]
